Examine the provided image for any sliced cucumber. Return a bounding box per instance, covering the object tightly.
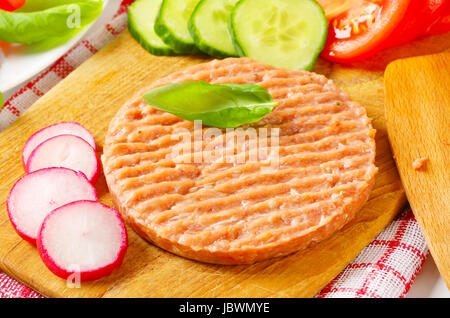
[128,0,178,56]
[189,0,240,58]
[230,0,328,70]
[154,0,202,54]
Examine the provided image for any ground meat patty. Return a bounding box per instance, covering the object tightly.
[102,58,377,264]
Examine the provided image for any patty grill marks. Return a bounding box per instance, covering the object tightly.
[103,58,377,264]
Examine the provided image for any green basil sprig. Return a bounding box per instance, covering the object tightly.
[0,0,103,44]
[143,81,277,128]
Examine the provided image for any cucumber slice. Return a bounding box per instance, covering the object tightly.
[128,0,178,56]
[189,0,240,58]
[230,0,328,70]
[155,0,202,54]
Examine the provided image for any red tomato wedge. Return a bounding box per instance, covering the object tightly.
[319,0,412,62]
[382,0,450,48]
[427,14,450,34]
[0,0,26,11]
[425,1,450,34]
[319,0,450,62]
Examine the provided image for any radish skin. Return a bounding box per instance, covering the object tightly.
[26,134,100,184]
[7,168,98,244]
[22,122,96,168]
[37,200,128,282]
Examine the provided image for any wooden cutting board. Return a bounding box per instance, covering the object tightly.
[0,30,448,298]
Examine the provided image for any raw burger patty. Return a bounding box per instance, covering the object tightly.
[103,58,377,264]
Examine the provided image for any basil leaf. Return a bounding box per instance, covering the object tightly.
[143,81,277,128]
[0,1,103,44]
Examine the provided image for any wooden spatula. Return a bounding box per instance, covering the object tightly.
[385,50,450,289]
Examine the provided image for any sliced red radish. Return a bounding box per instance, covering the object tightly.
[22,122,96,168]
[7,168,98,244]
[37,200,128,282]
[26,135,100,184]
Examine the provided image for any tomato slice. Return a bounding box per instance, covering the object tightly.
[427,14,450,34]
[319,0,412,62]
[0,0,26,11]
[382,0,450,48]
[425,1,450,34]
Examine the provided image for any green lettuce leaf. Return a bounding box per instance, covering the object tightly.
[18,0,95,12]
[0,91,3,112]
[0,0,103,44]
[143,81,277,128]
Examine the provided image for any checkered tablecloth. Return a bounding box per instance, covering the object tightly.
[0,0,429,298]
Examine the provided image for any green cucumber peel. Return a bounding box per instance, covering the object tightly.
[229,0,328,70]
[154,0,202,55]
[128,0,179,56]
[188,0,240,58]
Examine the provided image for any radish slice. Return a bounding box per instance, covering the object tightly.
[26,135,100,184]
[22,122,96,167]
[37,200,128,282]
[7,168,98,244]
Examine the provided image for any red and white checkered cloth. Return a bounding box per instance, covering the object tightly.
[316,208,428,298]
[0,0,429,298]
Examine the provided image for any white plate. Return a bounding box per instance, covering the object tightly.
[0,0,119,96]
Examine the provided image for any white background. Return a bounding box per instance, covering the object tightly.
[0,0,448,298]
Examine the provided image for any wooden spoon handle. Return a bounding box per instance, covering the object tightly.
[385,50,450,289]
